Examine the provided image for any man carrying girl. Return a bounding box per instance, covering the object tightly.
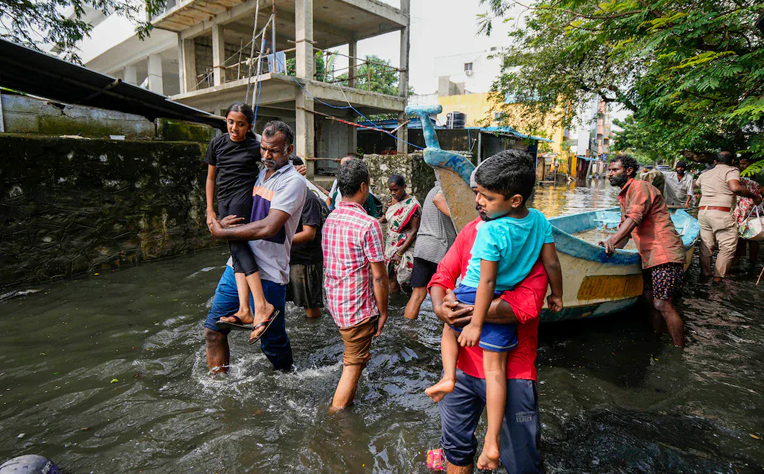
[205,117,307,372]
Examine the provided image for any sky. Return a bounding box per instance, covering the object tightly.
[329,0,518,95]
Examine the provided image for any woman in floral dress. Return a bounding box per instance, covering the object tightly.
[734,157,764,267]
[379,174,421,291]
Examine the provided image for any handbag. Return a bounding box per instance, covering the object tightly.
[739,206,764,241]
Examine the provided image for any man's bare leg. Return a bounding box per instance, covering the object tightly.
[643,290,667,333]
[426,324,459,402]
[404,287,428,320]
[476,350,507,471]
[654,298,684,347]
[304,307,321,318]
[204,328,230,374]
[331,364,364,412]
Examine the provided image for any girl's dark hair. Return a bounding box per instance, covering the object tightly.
[388,174,406,187]
[225,102,256,138]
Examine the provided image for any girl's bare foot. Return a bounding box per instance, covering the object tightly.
[250,302,276,338]
[425,377,456,402]
[219,309,253,325]
[476,443,500,471]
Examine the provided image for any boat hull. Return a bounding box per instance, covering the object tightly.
[404,104,700,323]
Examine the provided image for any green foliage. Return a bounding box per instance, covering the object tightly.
[479,0,764,168]
[286,52,329,79]
[612,115,668,164]
[336,55,412,96]
[0,0,166,63]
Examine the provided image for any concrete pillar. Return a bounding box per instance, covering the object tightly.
[397,0,411,154]
[295,0,315,177]
[348,38,357,88]
[295,0,314,80]
[178,37,196,93]
[147,54,164,95]
[124,64,138,85]
[347,111,357,155]
[296,92,315,178]
[212,25,226,86]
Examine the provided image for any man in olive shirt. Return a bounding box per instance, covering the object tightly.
[695,151,762,281]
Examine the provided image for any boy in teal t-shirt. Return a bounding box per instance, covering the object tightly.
[425,151,564,471]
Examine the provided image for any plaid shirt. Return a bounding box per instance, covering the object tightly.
[322,201,385,328]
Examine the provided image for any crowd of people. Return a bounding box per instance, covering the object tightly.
[199,102,762,473]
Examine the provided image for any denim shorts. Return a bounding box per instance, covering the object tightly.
[450,283,518,352]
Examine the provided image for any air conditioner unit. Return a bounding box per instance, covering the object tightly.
[465,70,473,76]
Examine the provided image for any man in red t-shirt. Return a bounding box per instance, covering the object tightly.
[428,171,548,474]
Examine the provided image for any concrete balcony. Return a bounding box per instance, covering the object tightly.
[152,0,406,50]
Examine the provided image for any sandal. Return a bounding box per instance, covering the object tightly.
[215,315,254,331]
[248,309,281,345]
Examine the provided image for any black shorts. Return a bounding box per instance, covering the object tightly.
[286,262,324,309]
[410,257,439,289]
[643,262,684,300]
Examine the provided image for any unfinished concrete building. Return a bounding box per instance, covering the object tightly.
[151,0,410,177]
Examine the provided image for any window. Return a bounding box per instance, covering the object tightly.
[464,62,473,75]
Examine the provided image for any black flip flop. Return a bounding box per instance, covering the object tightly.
[248,309,281,345]
[215,315,254,331]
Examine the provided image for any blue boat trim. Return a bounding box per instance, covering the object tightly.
[549,207,700,264]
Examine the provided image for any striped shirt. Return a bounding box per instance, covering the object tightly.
[322,201,385,328]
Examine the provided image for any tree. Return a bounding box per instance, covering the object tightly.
[0,0,166,63]
[612,115,667,164]
[336,55,412,96]
[478,0,764,167]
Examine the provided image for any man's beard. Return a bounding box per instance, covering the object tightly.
[609,174,629,187]
[263,159,276,168]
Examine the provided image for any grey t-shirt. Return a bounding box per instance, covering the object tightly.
[414,183,457,263]
[227,163,307,284]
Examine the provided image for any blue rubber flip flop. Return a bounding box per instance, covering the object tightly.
[248,309,281,344]
[215,315,253,331]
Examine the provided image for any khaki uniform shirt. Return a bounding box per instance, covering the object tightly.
[696,164,740,208]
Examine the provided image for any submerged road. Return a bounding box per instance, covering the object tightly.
[1,180,762,473]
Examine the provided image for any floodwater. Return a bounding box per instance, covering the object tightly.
[2,179,763,473]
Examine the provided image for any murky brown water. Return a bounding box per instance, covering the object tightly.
[1,179,763,473]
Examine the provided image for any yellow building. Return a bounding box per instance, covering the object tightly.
[437,92,567,155]
[436,92,569,175]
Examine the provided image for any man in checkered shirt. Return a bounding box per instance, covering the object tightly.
[322,158,389,412]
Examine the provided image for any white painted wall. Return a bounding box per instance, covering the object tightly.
[432,49,503,94]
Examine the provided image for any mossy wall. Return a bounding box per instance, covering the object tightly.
[0,135,217,289]
[363,153,436,207]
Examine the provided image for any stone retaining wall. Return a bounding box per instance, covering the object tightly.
[0,135,216,289]
[363,152,437,207]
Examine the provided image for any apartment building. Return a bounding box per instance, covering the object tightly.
[76,0,411,177]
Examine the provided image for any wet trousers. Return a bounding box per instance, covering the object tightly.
[698,209,738,278]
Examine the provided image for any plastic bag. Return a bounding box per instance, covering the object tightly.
[739,206,764,241]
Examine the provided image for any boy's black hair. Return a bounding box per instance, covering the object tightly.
[262,120,294,147]
[388,174,406,187]
[474,150,536,203]
[611,154,640,177]
[225,102,256,138]
[338,159,370,197]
